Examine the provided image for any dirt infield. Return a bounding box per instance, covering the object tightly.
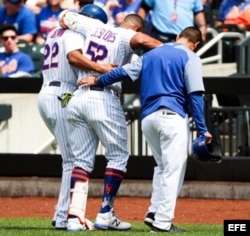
[0,197,249,224]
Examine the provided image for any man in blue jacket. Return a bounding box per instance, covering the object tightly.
[79,26,212,233]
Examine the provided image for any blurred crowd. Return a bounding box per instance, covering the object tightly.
[0,0,250,77]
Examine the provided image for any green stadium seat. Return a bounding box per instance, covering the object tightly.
[30,44,44,77]
[17,39,32,54]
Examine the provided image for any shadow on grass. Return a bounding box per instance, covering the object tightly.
[0,226,54,230]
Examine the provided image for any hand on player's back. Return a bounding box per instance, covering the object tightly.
[78,76,96,87]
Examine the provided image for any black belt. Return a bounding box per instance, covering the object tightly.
[89,85,119,97]
[49,81,61,87]
[151,25,177,43]
[90,85,104,91]
[162,111,176,115]
[158,107,176,115]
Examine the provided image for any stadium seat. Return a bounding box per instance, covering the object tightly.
[30,44,44,77]
[0,104,12,121]
[17,39,32,54]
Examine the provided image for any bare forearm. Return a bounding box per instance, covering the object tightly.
[195,12,206,27]
[67,50,116,73]
[130,32,162,51]
[67,50,101,72]
[137,7,147,19]
[195,12,207,42]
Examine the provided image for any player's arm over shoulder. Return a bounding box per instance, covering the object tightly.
[130,32,163,51]
[59,10,104,34]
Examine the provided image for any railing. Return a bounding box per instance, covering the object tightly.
[124,105,250,157]
[196,29,244,64]
[207,106,250,157]
[236,36,250,75]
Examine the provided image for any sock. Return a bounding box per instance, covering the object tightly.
[70,167,89,188]
[68,167,89,219]
[100,168,124,213]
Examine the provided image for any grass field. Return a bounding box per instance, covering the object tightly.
[0,218,223,236]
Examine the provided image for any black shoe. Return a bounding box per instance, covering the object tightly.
[51,221,56,227]
[52,220,66,230]
[151,224,186,233]
[55,227,67,230]
[144,212,155,227]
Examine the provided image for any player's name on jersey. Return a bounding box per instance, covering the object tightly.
[50,28,66,38]
[90,27,117,43]
[224,220,250,236]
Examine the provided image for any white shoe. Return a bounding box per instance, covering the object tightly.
[67,218,94,231]
[94,208,131,231]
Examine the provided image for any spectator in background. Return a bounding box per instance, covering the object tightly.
[215,0,242,27]
[111,0,142,26]
[95,0,143,26]
[0,0,38,42]
[215,0,250,31]
[35,0,66,44]
[25,0,47,14]
[137,0,207,42]
[94,0,122,24]
[203,0,214,27]
[73,0,93,10]
[0,24,34,77]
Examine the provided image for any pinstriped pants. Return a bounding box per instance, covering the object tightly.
[37,84,76,228]
[66,88,129,173]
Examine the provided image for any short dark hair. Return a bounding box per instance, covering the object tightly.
[179,26,202,44]
[123,13,145,32]
[0,24,18,36]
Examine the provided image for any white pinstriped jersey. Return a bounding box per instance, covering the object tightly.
[63,13,137,91]
[42,28,85,87]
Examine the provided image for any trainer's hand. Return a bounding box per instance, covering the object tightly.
[78,76,96,87]
[204,131,212,144]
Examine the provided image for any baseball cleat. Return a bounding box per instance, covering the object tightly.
[67,218,94,231]
[52,220,67,230]
[94,208,131,231]
[151,224,186,233]
[51,220,56,227]
[144,212,155,227]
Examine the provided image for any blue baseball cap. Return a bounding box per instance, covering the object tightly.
[7,0,22,4]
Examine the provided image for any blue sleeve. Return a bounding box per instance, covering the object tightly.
[18,6,38,34]
[125,0,142,13]
[18,54,34,73]
[94,0,107,4]
[99,67,130,86]
[140,0,153,11]
[188,92,208,136]
[0,8,4,24]
[216,0,238,21]
[216,0,227,21]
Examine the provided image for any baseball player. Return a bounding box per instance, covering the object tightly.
[37,5,113,230]
[59,9,162,231]
[78,26,213,233]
